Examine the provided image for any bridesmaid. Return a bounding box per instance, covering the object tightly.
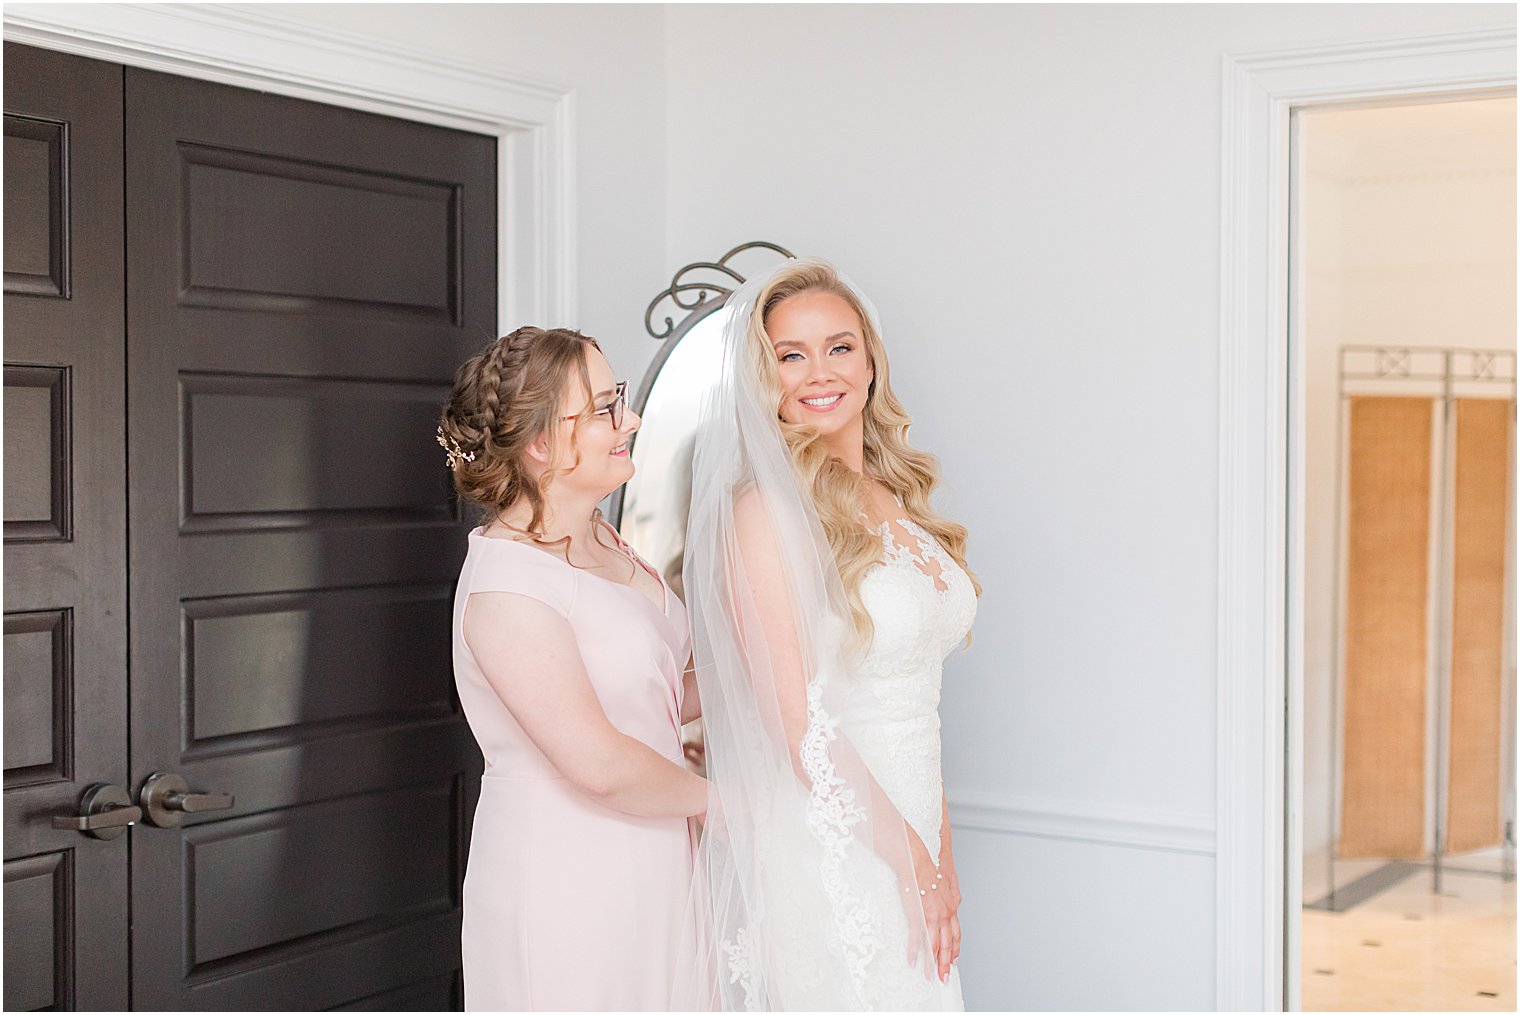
[437,326,706,1011]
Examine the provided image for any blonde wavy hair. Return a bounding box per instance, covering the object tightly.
[747,259,980,645]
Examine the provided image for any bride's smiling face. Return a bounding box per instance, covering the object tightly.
[765,291,875,439]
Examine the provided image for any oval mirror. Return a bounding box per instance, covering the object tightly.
[609,243,794,776]
[617,304,727,601]
[609,241,794,600]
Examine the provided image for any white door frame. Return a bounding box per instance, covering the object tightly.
[2,2,577,331]
[1216,22,1516,1012]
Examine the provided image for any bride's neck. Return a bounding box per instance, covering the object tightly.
[820,424,866,475]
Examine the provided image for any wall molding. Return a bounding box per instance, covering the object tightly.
[1217,22,1514,1013]
[1308,166,1516,186]
[2,1,577,330]
[950,791,1214,857]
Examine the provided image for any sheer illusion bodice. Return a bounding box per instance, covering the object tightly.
[837,515,978,863]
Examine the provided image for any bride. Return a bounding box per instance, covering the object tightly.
[680,257,980,1010]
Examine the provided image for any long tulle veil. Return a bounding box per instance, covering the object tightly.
[675,259,956,1011]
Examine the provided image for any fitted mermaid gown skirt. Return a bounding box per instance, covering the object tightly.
[452,530,696,1011]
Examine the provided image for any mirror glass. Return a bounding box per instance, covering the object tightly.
[621,308,728,602]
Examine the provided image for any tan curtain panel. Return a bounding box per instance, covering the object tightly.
[1340,396,1433,859]
[1445,398,1514,854]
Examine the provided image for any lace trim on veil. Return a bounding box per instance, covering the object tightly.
[800,680,880,1007]
[721,927,761,1011]
[717,682,880,1012]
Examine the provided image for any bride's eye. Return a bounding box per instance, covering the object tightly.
[830,343,853,355]
[779,351,803,363]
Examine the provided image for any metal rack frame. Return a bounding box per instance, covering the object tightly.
[1327,345,1517,905]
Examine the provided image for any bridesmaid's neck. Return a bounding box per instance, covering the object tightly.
[493,492,605,553]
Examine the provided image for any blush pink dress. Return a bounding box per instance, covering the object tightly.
[452,526,695,1011]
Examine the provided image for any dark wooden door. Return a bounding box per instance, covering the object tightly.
[3,44,131,1012]
[122,68,493,1009]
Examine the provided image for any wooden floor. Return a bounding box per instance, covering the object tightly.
[1302,863,1516,1011]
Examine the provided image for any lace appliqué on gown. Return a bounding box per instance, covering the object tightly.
[848,514,977,865]
[818,512,978,1010]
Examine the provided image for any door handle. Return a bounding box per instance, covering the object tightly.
[138,773,235,828]
[51,784,141,840]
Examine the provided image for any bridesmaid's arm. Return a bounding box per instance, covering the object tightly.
[464,591,707,820]
[679,655,701,724]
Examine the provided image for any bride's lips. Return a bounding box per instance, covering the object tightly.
[610,442,630,457]
[797,391,846,413]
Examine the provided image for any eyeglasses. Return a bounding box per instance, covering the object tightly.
[563,381,628,429]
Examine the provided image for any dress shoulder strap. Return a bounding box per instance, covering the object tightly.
[466,535,578,619]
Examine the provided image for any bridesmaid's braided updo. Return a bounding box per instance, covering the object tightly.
[437,326,603,539]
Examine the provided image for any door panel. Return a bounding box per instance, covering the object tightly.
[2,112,69,299]
[330,974,459,1011]
[124,67,492,1010]
[4,852,70,1011]
[179,374,454,530]
[2,43,130,1012]
[4,365,69,542]
[178,144,461,321]
[183,585,453,744]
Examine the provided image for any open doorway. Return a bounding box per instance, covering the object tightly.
[1292,95,1516,1011]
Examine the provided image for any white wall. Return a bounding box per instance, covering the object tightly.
[1299,98,1516,887]
[662,5,1512,1010]
[237,4,1515,1009]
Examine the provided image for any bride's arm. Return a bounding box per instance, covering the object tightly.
[940,787,963,965]
[730,492,811,756]
[733,491,957,982]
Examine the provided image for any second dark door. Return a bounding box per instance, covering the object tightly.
[123,67,494,1009]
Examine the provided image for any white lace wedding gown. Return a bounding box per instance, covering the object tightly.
[829,512,979,1010]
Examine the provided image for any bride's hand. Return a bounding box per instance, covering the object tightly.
[909,839,957,984]
[939,842,962,965]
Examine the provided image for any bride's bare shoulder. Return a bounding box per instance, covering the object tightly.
[731,487,781,552]
[732,484,769,524]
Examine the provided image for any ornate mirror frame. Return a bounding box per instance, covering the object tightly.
[607,241,794,529]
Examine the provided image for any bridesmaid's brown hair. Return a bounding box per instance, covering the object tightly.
[437,326,604,539]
